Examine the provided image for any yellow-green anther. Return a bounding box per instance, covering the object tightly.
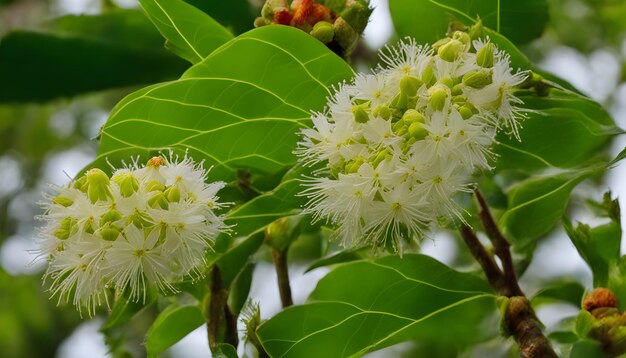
[146,180,165,193]
[402,109,425,124]
[463,69,493,88]
[148,192,169,210]
[432,37,451,51]
[100,209,122,226]
[476,43,496,68]
[352,104,370,123]
[438,77,454,89]
[112,171,139,197]
[373,105,392,120]
[429,87,448,111]
[400,76,423,96]
[96,222,121,241]
[452,31,471,44]
[310,21,334,43]
[408,122,428,140]
[165,185,181,203]
[437,39,464,62]
[452,83,464,95]
[52,196,74,207]
[421,65,436,87]
[86,168,112,203]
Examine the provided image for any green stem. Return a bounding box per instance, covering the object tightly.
[272,248,293,308]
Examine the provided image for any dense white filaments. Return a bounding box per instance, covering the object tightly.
[36,153,228,315]
[296,33,527,250]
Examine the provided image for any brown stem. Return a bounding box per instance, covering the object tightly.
[457,190,558,358]
[475,190,523,296]
[272,248,293,308]
[206,266,238,352]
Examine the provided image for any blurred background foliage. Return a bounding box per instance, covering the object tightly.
[0,0,625,357]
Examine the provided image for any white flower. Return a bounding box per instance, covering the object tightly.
[296,34,526,250]
[36,152,229,314]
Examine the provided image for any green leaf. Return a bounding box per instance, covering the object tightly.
[228,262,255,316]
[184,0,257,35]
[139,0,234,64]
[257,255,496,357]
[305,247,368,273]
[91,25,353,184]
[570,340,609,358]
[145,304,204,358]
[494,90,621,172]
[101,295,153,333]
[214,343,239,358]
[214,233,264,288]
[0,26,187,103]
[531,281,586,307]
[389,0,548,45]
[500,170,593,247]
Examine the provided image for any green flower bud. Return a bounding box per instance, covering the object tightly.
[100,209,122,226]
[463,69,493,88]
[112,171,139,197]
[452,95,466,104]
[401,109,425,124]
[452,31,471,45]
[146,180,165,193]
[165,185,181,203]
[339,0,372,34]
[437,39,464,62]
[408,122,428,140]
[52,196,74,207]
[345,157,365,174]
[148,192,169,210]
[54,217,78,240]
[352,104,370,123]
[438,76,454,89]
[468,20,484,40]
[400,76,423,96]
[371,149,389,167]
[127,210,152,228]
[452,83,464,96]
[73,176,87,192]
[310,21,334,43]
[458,104,474,119]
[253,16,267,28]
[86,168,112,203]
[476,43,496,68]
[429,87,449,111]
[390,92,408,109]
[333,17,358,56]
[432,37,451,52]
[421,64,436,87]
[372,105,391,120]
[395,124,408,136]
[264,216,302,251]
[96,222,121,241]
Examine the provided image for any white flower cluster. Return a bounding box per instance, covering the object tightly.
[297,33,527,250]
[37,154,228,314]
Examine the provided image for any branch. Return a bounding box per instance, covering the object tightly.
[272,248,293,308]
[459,225,505,291]
[505,297,558,358]
[206,266,239,352]
[475,189,523,296]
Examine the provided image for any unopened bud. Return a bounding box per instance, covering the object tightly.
[476,43,496,68]
[100,209,122,226]
[429,87,449,111]
[73,176,87,192]
[371,149,388,167]
[452,31,470,45]
[458,104,474,119]
[86,168,112,203]
[265,216,301,251]
[54,217,78,240]
[165,185,181,203]
[52,196,74,207]
[340,0,372,34]
[438,76,454,89]
[352,104,370,123]
[148,192,169,210]
[253,16,267,28]
[584,288,618,312]
[400,76,423,96]
[147,156,166,168]
[408,122,428,140]
[310,21,334,43]
[333,17,358,56]
[128,211,152,228]
[112,171,139,197]
[345,157,365,174]
[401,109,425,124]
[146,180,165,193]
[421,64,436,87]
[468,20,484,40]
[432,37,451,52]
[437,39,464,62]
[463,69,493,89]
[372,105,391,120]
[96,222,121,241]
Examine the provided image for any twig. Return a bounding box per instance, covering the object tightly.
[475,189,523,297]
[456,190,558,358]
[272,248,293,308]
[206,266,239,352]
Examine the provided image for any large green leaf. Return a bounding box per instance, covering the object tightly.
[145,304,204,358]
[91,25,353,184]
[139,0,234,64]
[0,11,188,103]
[500,170,593,247]
[494,90,621,172]
[184,0,256,35]
[389,0,548,45]
[257,255,496,357]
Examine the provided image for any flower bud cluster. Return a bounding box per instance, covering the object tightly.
[255,0,372,57]
[36,154,228,314]
[296,34,527,250]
